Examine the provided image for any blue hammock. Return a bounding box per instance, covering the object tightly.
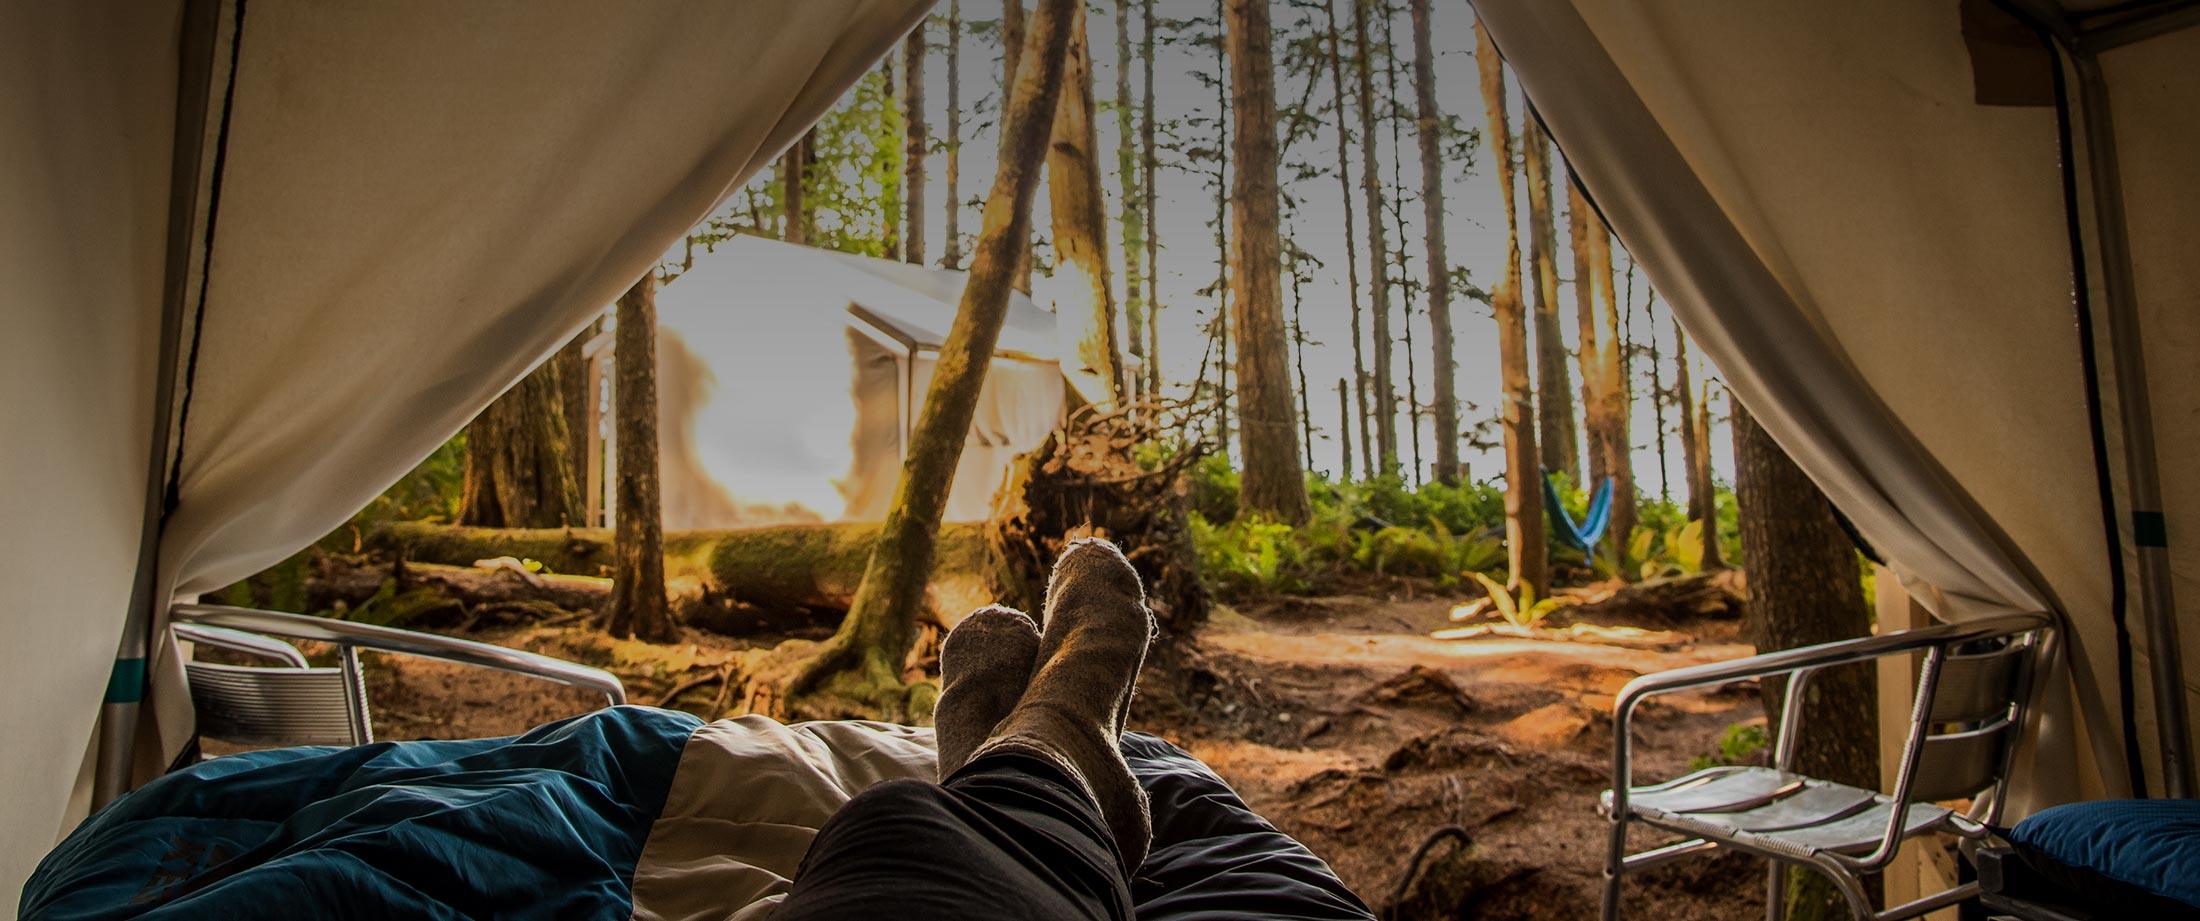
[1543,472,1614,552]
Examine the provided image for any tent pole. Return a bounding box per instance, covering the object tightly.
[97,0,226,807]
[2068,44,2194,799]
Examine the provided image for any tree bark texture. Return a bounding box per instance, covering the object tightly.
[904,22,928,265]
[1322,0,1374,480]
[608,275,677,642]
[800,0,1075,705]
[1001,0,1035,294]
[1675,324,1725,570]
[1115,0,1146,401]
[1590,213,1637,563]
[1570,181,1609,495]
[1732,402,1878,918]
[460,352,585,529]
[1140,0,1162,402]
[1225,0,1311,524]
[944,0,963,268]
[1522,115,1580,481]
[1475,20,1547,598]
[1407,0,1457,484]
[1048,4,1127,407]
[1352,0,1397,473]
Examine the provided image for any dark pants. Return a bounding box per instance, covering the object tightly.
[772,753,1134,921]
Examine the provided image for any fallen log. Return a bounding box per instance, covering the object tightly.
[362,521,1004,632]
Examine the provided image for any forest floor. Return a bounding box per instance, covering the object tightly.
[319,574,1765,919]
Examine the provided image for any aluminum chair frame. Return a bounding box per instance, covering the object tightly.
[171,602,627,747]
[1600,611,2053,921]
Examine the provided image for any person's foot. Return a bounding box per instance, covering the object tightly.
[971,538,1156,873]
[934,605,1042,780]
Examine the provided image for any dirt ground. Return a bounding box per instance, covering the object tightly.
[285,577,1765,918]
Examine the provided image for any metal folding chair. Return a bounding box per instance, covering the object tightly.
[1599,610,2053,921]
[171,602,626,748]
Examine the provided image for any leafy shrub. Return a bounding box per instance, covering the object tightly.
[1188,513,1312,595]
[1185,452,1241,524]
[1688,722,1770,772]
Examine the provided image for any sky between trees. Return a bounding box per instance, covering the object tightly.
[673,0,1734,493]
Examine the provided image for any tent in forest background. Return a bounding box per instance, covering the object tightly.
[579,235,1067,528]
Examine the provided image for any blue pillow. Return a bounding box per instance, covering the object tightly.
[2006,799,2200,913]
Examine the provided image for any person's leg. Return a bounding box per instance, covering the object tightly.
[770,753,1132,921]
[771,539,1155,920]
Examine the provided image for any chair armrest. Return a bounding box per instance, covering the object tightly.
[1606,611,2050,817]
[175,622,313,668]
[172,603,626,707]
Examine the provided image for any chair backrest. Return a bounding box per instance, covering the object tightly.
[183,661,362,747]
[175,621,371,747]
[1909,634,2040,804]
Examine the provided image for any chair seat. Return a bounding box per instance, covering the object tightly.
[1602,766,1955,860]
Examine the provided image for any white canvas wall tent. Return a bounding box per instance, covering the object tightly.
[642,235,1066,529]
[0,0,928,901]
[1473,0,2200,812]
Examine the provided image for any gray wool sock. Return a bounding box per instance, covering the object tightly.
[935,605,1042,780]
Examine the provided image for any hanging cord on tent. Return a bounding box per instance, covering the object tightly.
[1379,824,1472,920]
[1995,0,2147,797]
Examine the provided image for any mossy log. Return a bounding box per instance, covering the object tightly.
[311,555,610,614]
[362,521,1003,633]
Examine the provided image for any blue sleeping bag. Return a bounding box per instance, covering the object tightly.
[23,707,700,920]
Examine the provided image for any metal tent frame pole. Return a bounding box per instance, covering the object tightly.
[2007,0,2199,799]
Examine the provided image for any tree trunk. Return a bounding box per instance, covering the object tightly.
[1352,0,1396,474]
[1475,20,1547,598]
[904,22,928,265]
[1336,378,1355,480]
[1571,181,1609,496]
[557,324,593,510]
[883,54,902,260]
[1225,0,1311,524]
[1323,0,1373,480]
[792,0,1075,711]
[1292,260,1315,470]
[1001,0,1035,294]
[1591,214,1637,565]
[460,353,585,529]
[607,275,677,642]
[1140,0,1162,402]
[1209,0,1231,446]
[944,0,963,269]
[1381,7,1422,485]
[1648,292,1671,502]
[1732,402,1879,919]
[781,132,809,246]
[1675,324,1724,570]
[1115,0,1146,403]
[1048,3,1127,407]
[1522,114,1580,482]
[1407,0,1457,484]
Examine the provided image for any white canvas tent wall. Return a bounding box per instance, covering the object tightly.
[0,0,928,902]
[642,235,1066,527]
[1474,0,2199,811]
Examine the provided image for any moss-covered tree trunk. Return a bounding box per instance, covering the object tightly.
[1522,115,1580,483]
[789,0,1075,712]
[1048,3,1127,408]
[1322,0,1373,480]
[459,353,585,529]
[1351,0,1396,474]
[1224,0,1310,524]
[1475,20,1547,599]
[1571,182,1609,496]
[607,275,677,642]
[1732,402,1878,918]
[903,22,927,266]
[1407,0,1457,485]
